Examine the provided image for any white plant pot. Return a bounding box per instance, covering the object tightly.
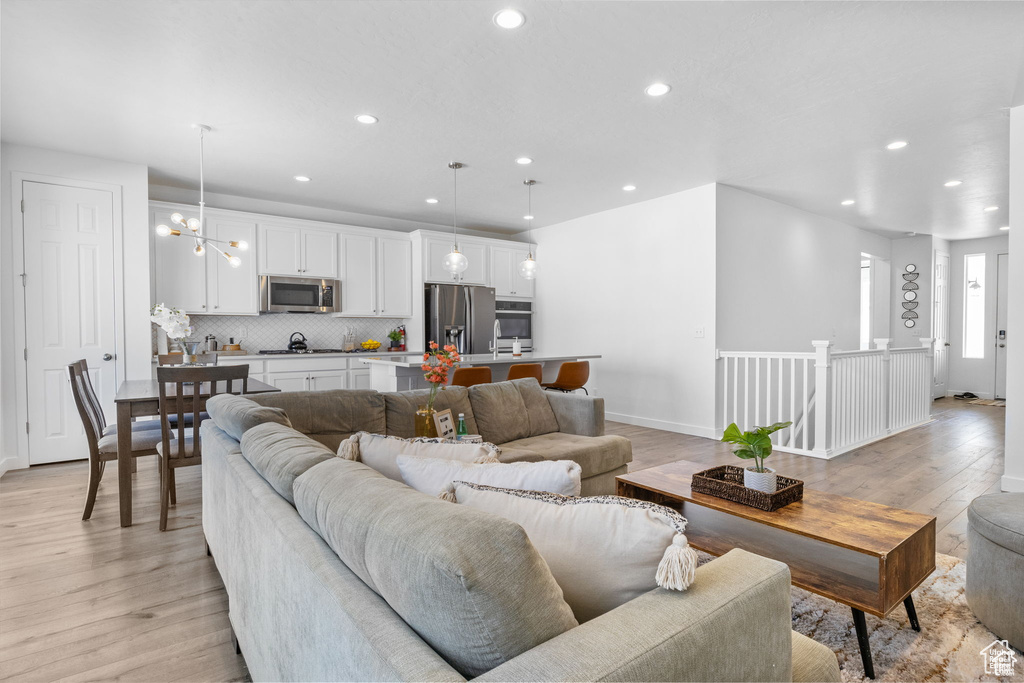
[744,466,777,493]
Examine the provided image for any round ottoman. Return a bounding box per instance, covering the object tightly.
[967,492,1024,650]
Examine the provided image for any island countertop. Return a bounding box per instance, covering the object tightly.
[358,353,601,368]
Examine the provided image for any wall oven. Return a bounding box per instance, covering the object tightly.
[260,275,341,313]
[495,300,533,351]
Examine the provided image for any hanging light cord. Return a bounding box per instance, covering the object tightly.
[452,164,459,250]
[527,181,533,257]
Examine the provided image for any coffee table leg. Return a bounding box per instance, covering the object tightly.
[852,608,875,679]
[904,595,921,631]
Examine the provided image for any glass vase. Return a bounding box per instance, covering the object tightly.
[180,341,203,366]
[415,406,438,438]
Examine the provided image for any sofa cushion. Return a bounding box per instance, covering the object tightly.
[968,492,1024,555]
[249,390,386,448]
[511,378,561,437]
[467,381,531,444]
[453,482,697,623]
[206,394,292,442]
[339,431,500,481]
[240,423,335,504]
[293,457,578,678]
[397,456,582,497]
[383,386,478,438]
[498,433,633,479]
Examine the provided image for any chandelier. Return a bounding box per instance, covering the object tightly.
[441,161,469,277]
[155,124,246,267]
[518,179,537,279]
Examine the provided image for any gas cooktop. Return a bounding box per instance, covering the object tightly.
[258,349,347,355]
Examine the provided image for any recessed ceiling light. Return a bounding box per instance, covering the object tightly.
[1000,226,1010,231]
[493,9,525,29]
[841,199,855,206]
[425,198,439,204]
[984,206,999,212]
[944,180,962,187]
[623,185,637,192]
[516,157,533,165]
[294,175,311,182]
[523,214,534,220]
[644,83,671,97]
[886,141,908,150]
[355,114,378,124]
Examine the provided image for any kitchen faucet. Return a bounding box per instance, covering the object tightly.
[490,319,501,358]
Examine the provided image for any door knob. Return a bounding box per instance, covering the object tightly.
[1000,344,1006,348]
[944,342,951,347]
[102,353,113,361]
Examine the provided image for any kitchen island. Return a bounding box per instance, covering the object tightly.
[360,353,601,392]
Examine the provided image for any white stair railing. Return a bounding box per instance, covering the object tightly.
[717,338,934,459]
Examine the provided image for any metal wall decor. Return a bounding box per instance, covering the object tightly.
[901,264,919,327]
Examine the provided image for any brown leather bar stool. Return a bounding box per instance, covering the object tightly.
[542,361,590,395]
[451,366,492,388]
[507,363,543,382]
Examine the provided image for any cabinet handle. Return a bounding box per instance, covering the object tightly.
[214,304,219,309]
[201,304,206,309]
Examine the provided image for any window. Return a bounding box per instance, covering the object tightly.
[963,254,986,359]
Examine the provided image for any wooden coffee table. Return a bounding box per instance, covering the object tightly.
[617,460,936,679]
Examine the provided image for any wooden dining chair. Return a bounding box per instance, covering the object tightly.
[67,361,165,520]
[156,364,248,530]
[507,363,543,382]
[542,361,591,395]
[451,366,492,388]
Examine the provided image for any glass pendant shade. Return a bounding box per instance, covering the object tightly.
[518,253,537,279]
[443,247,469,275]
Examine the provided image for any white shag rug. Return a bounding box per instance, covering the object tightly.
[699,552,1023,682]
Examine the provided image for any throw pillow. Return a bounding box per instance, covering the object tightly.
[337,431,500,481]
[467,381,531,444]
[452,481,699,623]
[509,378,560,437]
[397,456,582,498]
[206,393,292,442]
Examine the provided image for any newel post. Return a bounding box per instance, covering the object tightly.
[921,338,935,414]
[812,340,833,458]
[876,339,892,432]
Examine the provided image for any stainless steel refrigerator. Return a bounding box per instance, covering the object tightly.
[425,284,496,355]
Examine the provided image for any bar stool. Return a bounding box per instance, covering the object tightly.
[542,361,590,395]
[451,366,492,388]
[507,363,543,382]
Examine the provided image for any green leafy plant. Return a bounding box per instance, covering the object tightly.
[721,421,792,473]
[387,329,403,342]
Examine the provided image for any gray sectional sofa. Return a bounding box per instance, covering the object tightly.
[200,379,842,682]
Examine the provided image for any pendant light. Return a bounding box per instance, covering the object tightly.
[442,161,470,278]
[518,179,538,280]
[154,124,247,267]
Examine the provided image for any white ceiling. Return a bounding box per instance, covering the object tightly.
[2,1,1023,240]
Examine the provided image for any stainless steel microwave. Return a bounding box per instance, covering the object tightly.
[259,275,341,314]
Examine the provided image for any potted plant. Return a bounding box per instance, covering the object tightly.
[721,421,792,493]
[150,303,197,362]
[415,341,460,437]
[388,328,403,349]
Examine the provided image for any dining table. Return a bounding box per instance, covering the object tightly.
[113,376,280,527]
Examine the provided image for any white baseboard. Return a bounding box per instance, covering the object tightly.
[946,389,997,400]
[605,412,718,439]
[1001,474,1024,493]
[0,456,29,479]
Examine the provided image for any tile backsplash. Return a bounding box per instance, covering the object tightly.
[154,314,407,353]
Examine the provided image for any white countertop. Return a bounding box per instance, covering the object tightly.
[153,350,415,362]
[360,353,601,368]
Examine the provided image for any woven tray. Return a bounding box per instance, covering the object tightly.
[691,465,803,511]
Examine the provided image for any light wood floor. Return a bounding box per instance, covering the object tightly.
[0,398,1004,681]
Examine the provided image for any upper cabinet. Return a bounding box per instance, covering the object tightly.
[378,237,413,317]
[490,246,535,299]
[337,233,412,318]
[258,223,338,278]
[424,236,488,285]
[207,218,259,314]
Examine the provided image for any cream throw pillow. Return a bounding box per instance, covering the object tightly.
[452,481,698,623]
[397,457,581,498]
[337,431,499,481]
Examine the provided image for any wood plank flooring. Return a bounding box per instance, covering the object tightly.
[0,398,1004,681]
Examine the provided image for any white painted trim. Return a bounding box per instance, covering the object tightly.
[1001,474,1024,492]
[605,411,718,439]
[10,172,126,470]
[945,390,997,400]
[0,457,17,479]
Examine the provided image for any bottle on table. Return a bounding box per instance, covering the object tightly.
[456,413,468,440]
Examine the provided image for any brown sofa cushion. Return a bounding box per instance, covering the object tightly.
[498,433,633,479]
[511,378,560,437]
[249,390,386,442]
[383,386,478,437]
[468,379,560,444]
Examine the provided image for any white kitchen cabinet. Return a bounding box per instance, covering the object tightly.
[153,207,207,313]
[309,371,347,391]
[424,237,488,285]
[350,368,371,390]
[259,223,338,278]
[378,237,412,317]
[207,218,259,314]
[490,246,535,298]
[338,234,412,318]
[340,233,377,316]
[267,371,310,392]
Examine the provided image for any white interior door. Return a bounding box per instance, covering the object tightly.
[933,252,950,399]
[996,253,1009,399]
[22,181,117,464]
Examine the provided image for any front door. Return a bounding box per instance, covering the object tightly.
[933,252,950,399]
[996,253,1009,399]
[22,181,118,464]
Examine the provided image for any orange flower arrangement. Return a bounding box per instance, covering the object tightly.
[422,341,461,411]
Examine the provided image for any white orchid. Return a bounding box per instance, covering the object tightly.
[150,303,194,340]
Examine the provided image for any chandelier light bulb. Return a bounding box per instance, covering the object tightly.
[170,213,184,225]
[186,217,201,232]
[155,224,171,237]
[228,255,242,268]
[193,243,205,257]
[518,253,537,280]
[230,240,249,251]
[443,247,469,275]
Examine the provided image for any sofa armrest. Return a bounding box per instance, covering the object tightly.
[474,549,793,683]
[545,392,605,437]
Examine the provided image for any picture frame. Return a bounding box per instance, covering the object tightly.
[433,409,455,439]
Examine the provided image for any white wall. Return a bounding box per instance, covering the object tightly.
[1004,105,1024,492]
[1,144,150,475]
[946,235,1010,398]
[889,235,944,348]
[533,184,718,437]
[715,184,891,353]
